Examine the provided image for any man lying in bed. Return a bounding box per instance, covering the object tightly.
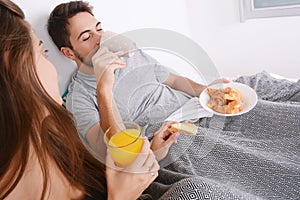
[48,1,300,199]
[47,1,228,151]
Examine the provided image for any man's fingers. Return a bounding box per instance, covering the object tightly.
[92,46,118,65]
[92,45,109,59]
[101,31,137,54]
[94,52,118,66]
[114,50,125,57]
[208,78,231,86]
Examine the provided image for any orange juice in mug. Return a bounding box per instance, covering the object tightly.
[104,121,144,167]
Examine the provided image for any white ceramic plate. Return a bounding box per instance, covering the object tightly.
[199,82,258,116]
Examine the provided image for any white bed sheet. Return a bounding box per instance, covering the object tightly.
[269,72,297,82]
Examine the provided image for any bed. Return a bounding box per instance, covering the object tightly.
[139,71,300,199]
[59,46,300,200]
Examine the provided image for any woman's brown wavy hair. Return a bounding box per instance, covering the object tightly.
[0,0,107,199]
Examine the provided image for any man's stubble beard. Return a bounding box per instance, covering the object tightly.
[73,49,95,67]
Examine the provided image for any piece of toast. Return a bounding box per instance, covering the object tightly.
[168,122,198,135]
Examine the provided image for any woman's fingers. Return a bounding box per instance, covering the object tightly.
[128,138,151,168]
[155,121,177,138]
[106,137,159,174]
[105,138,150,171]
[164,131,180,148]
[124,138,159,173]
[141,150,160,173]
[150,121,180,161]
[105,150,125,171]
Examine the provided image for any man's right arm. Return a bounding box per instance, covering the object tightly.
[85,46,126,159]
[86,123,106,161]
[97,87,123,135]
[85,80,123,161]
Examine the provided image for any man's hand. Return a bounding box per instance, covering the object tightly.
[101,31,137,57]
[208,78,231,86]
[150,122,180,161]
[92,46,126,132]
[92,46,125,90]
[164,73,231,97]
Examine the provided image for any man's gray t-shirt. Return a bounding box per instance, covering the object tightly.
[66,50,191,139]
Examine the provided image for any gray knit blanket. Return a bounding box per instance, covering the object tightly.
[143,72,300,200]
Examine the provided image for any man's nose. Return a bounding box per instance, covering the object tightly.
[95,32,102,45]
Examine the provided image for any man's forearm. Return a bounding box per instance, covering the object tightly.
[96,86,123,133]
[180,77,207,97]
[164,73,207,97]
[85,87,121,160]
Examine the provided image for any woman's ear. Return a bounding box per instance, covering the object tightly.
[61,47,75,60]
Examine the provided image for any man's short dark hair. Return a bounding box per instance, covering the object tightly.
[47,1,94,50]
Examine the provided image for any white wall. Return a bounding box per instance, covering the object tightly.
[186,0,300,79]
[14,0,299,94]
[14,0,191,95]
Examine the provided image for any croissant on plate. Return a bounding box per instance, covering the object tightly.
[206,87,243,114]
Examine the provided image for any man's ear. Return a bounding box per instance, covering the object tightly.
[61,47,76,60]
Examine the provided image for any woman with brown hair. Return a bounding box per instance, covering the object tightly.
[0,0,164,199]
